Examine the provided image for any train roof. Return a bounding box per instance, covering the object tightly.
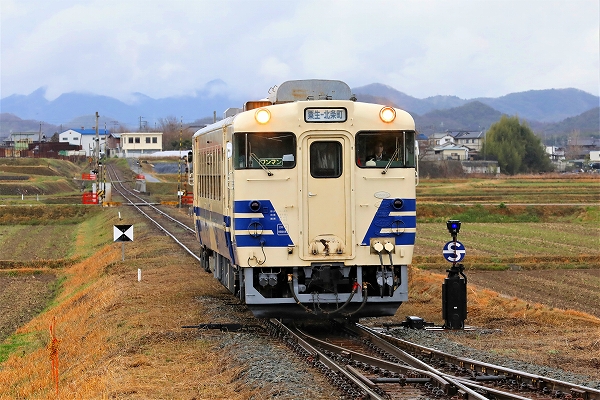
[268,79,353,103]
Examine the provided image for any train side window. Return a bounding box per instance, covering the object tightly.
[233,132,296,169]
[310,141,342,178]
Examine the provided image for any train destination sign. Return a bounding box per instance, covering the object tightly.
[442,240,466,263]
[304,108,347,122]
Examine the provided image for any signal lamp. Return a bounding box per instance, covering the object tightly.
[379,106,396,123]
[255,108,271,124]
[446,220,461,236]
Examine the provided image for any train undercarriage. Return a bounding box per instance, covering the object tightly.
[200,246,407,319]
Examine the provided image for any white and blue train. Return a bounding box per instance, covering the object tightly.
[191,79,417,319]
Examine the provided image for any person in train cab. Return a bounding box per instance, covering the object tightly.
[367,141,387,162]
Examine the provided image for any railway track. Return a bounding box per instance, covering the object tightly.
[265,319,600,400]
[106,164,200,261]
[106,163,600,400]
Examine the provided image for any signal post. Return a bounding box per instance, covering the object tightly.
[441,220,468,330]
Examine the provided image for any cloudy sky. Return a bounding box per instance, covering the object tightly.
[1,0,598,103]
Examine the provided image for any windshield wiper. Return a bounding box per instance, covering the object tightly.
[250,153,273,176]
[382,147,401,174]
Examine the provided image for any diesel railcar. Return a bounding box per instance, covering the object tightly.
[192,79,417,319]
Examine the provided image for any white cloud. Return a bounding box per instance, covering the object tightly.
[1,0,598,102]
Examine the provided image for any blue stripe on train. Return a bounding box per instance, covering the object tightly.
[361,198,417,246]
[234,200,294,247]
[194,206,236,264]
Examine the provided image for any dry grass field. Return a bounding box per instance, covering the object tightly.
[0,160,599,398]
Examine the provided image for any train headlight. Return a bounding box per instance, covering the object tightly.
[392,198,404,210]
[255,108,271,124]
[379,107,396,123]
[249,200,262,212]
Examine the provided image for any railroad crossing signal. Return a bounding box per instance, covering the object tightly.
[113,224,133,242]
[442,241,466,263]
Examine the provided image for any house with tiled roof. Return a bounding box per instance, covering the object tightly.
[451,131,484,153]
[422,142,470,161]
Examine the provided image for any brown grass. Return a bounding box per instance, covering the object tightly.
[0,218,258,399]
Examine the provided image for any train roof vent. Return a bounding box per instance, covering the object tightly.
[224,107,243,119]
[268,79,352,104]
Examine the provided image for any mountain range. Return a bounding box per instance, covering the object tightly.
[1,81,598,142]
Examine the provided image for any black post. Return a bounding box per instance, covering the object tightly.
[442,220,467,329]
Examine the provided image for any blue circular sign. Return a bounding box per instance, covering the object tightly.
[443,241,466,263]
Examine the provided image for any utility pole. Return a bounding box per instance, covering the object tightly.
[95,112,100,162]
[39,122,43,157]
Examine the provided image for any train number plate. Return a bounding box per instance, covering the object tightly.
[304,108,347,122]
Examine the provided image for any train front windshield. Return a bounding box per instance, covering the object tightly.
[234,132,296,169]
[356,131,416,168]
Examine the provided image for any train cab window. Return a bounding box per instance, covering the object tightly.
[356,131,416,168]
[233,132,296,169]
[310,141,342,178]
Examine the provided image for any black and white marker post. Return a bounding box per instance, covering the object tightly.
[113,224,133,261]
[441,220,468,329]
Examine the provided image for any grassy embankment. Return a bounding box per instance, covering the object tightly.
[0,205,258,399]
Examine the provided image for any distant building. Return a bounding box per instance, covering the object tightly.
[59,128,110,157]
[119,132,163,158]
[422,142,470,161]
[6,132,39,150]
[427,130,485,158]
[450,131,485,153]
[461,160,500,174]
[428,132,455,147]
[545,146,565,161]
[566,137,600,159]
[106,133,121,158]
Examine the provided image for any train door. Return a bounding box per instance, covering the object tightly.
[302,135,353,259]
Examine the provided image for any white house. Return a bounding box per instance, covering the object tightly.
[428,132,455,147]
[545,146,566,161]
[59,129,110,157]
[426,142,470,161]
[119,132,163,158]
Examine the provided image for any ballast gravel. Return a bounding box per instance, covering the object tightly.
[195,295,343,399]
[387,327,600,390]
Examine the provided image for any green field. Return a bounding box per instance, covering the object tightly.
[414,175,600,269]
[1,159,598,270]
[417,175,600,203]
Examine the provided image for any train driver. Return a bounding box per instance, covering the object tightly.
[367,141,387,163]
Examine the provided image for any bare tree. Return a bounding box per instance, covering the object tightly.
[157,116,194,150]
[565,129,583,160]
